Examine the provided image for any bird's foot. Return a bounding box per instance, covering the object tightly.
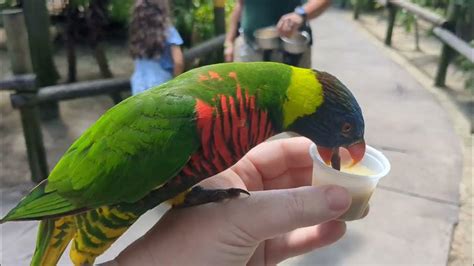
[172,186,250,208]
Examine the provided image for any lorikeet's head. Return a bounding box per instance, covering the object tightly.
[285,69,365,165]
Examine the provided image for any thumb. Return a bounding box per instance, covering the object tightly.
[227,186,351,242]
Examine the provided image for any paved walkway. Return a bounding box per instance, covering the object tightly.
[283,9,462,265]
[0,9,463,265]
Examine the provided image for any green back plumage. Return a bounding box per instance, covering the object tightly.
[167,62,293,131]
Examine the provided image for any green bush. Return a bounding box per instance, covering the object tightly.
[174,0,235,47]
[394,0,473,91]
[0,0,17,10]
[108,0,133,25]
[350,0,382,11]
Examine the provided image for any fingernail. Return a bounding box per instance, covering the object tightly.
[325,186,351,211]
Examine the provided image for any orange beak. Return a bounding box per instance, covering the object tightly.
[317,146,336,165]
[317,140,366,166]
[346,140,366,166]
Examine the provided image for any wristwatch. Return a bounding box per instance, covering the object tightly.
[294,6,307,24]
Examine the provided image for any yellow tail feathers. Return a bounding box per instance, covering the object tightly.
[30,206,140,265]
[31,216,75,266]
[69,206,137,265]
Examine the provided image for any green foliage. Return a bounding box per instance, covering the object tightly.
[174,0,212,46]
[350,0,382,11]
[393,0,473,90]
[396,0,473,34]
[396,0,446,33]
[14,0,235,42]
[108,0,133,25]
[397,10,416,32]
[69,0,90,8]
[0,0,17,10]
[194,3,214,40]
[68,0,132,25]
[410,0,449,14]
[173,0,235,47]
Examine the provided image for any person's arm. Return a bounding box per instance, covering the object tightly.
[224,0,243,62]
[170,45,184,77]
[304,0,331,19]
[277,0,331,37]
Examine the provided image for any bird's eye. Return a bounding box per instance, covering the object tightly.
[342,123,352,133]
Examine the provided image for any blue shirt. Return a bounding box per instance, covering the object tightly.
[131,26,183,95]
[156,26,184,72]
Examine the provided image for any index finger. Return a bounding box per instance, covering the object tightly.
[232,137,314,190]
[276,15,289,34]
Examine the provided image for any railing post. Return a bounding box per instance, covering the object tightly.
[2,9,33,74]
[18,99,50,182]
[434,0,460,87]
[353,0,362,20]
[385,3,398,46]
[23,0,61,120]
[109,92,123,104]
[213,0,226,35]
[434,42,456,87]
[2,9,49,183]
[414,15,421,51]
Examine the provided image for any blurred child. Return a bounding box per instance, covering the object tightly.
[129,0,184,95]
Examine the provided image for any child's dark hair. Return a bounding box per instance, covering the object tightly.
[129,0,170,59]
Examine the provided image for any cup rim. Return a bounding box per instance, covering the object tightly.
[280,31,310,45]
[253,26,279,39]
[309,143,391,180]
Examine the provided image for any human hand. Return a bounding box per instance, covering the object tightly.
[112,137,353,265]
[224,42,234,62]
[276,12,304,37]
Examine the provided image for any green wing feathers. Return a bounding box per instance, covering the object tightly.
[0,181,78,223]
[45,89,200,207]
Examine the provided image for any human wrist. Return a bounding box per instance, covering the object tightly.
[224,41,234,48]
[294,5,307,24]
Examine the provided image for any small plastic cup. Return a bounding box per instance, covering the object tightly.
[309,143,391,221]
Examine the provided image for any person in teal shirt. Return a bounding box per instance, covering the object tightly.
[224,0,331,67]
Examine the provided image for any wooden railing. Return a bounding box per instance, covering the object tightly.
[352,0,474,87]
[0,34,225,182]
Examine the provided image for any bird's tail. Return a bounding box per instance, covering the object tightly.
[29,206,141,266]
[69,205,140,265]
[0,180,78,223]
[68,185,179,265]
[31,216,76,266]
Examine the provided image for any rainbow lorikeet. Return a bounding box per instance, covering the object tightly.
[1,62,365,265]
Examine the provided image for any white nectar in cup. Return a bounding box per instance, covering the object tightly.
[309,144,390,221]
